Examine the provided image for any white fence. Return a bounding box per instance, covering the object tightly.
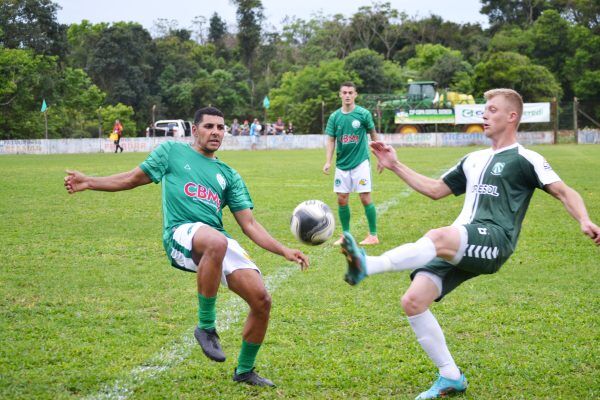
[0,130,588,155]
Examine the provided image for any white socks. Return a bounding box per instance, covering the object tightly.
[365,237,437,276]
[407,309,461,380]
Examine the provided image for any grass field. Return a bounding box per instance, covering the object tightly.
[1,145,598,400]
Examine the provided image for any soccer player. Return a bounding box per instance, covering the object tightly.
[64,106,309,387]
[340,89,600,399]
[323,81,380,245]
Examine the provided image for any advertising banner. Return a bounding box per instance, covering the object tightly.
[395,108,455,124]
[455,103,551,124]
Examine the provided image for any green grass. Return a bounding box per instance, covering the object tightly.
[0,145,598,399]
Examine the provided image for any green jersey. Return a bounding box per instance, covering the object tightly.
[139,141,253,238]
[325,105,375,170]
[442,143,561,250]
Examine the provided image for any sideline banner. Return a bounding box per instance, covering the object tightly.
[455,103,551,124]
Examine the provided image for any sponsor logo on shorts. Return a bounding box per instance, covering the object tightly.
[472,184,499,197]
[490,162,505,176]
[465,244,499,259]
[359,178,368,186]
[184,182,221,210]
[335,178,341,187]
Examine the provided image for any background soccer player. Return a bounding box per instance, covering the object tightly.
[340,89,600,399]
[323,81,380,245]
[64,106,309,387]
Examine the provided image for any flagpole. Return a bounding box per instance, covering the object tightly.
[44,111,48,139]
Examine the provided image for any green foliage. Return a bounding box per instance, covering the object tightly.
[0,48,57,139]
[488,26,534,54]
[405,44,474,91]
[232,0,264,70]
[0,0,67,57]
[1,146,599,399]
[268,59,360,133]
[474,52,562,101]
[480,0,550,30]
[98,103,135,136]
[344,48,386,93]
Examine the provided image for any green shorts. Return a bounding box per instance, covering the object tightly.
[410,223,514,301]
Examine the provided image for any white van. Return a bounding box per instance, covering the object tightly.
[154,120,192,137]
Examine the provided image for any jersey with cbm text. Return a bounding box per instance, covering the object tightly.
[442,143,561,249]
[139,141,253,237]
[325,105,375,170]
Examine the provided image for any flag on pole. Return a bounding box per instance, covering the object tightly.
[262,96,270,109]
[41,99,48,113]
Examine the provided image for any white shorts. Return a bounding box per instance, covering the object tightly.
[334,159,372,193]
[166,222,260,287]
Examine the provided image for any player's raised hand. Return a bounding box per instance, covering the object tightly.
[581,220,600,245]
[283,248,310,271]
[64,169,89,194]
[370,141,398,170]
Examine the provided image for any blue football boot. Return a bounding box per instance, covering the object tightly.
[415,373,468,399]
[341,231,368,285]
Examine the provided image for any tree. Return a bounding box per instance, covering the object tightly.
[66,20,108,70]
[86,22,157,130]
[0,0,67,57]
[208,12,227,43]
[473,52,562,101]
[530,10,571,80]
[344,48,387,93]
[232,0,263,71]
[0,48,57,138]
[268,60,360,134]
[405,44,474,90]
[480,0,550,31]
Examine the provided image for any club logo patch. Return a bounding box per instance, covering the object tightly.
[491,162,505,176]
[335,178,341,187]
[359,178,368,186]
[352,120,361,129]
[216,173,227,189]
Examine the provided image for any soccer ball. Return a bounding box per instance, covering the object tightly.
[290,200,335,245]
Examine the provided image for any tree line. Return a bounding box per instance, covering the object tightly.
[0,0,598,138]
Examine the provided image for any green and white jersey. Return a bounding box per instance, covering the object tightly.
[326,105,375,170]
[139,141,253,237]
[442,143,561,249]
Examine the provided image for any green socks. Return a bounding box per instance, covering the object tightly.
[197,294,216,330]
[339,204,351,232]
[364,203,377,235]
[236,340,262,374]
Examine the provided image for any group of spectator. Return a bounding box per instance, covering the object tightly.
[230,117,294,136]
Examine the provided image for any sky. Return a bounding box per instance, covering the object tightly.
[55,0,489,33]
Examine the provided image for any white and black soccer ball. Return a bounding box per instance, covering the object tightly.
[290,200,335,245]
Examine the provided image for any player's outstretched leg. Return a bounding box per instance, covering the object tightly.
[194,326,226,362]
[341,231,368,285]
[233,367,275,387]
[415,373,468,400]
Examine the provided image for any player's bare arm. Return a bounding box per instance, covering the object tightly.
[323,136,336,175]
[370,141,452,200]
[64,167,152,194]
[545,181,600,245]
[233,209,310,270]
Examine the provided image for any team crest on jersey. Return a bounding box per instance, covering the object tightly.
[490,162,505,176]
[352,120,361,129]
[216,173,227,190]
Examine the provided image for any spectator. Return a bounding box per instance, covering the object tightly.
[241,120,250,136]
[274,117,285,135]
[250,118,261,150]
[287,122,294,135]
[231,118,240,136]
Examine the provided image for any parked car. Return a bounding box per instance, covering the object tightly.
[153,119,191,137]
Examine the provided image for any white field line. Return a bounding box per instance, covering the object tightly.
[84,178,431,400]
